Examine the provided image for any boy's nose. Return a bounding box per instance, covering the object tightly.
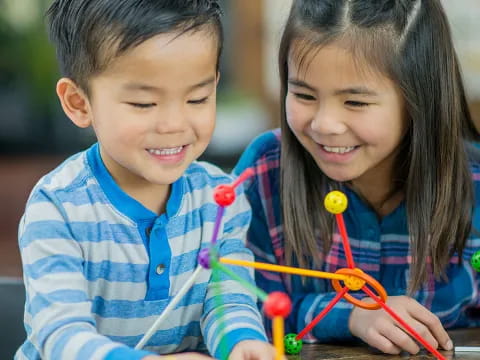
[154,106,187,133]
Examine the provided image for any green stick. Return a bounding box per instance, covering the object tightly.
[211,259,269,302]
[211,267,229,360]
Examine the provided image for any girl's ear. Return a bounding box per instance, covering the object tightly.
[56,78,93,128]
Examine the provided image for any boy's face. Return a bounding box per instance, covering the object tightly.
[86,30,218,193]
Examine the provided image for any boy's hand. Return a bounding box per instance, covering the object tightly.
[349,295,453,355]
[143,353,213,359]
[229,340,287,360]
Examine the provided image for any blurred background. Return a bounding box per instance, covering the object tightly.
[1,0,480,278]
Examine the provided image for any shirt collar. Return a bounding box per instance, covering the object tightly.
[86,143,185,221]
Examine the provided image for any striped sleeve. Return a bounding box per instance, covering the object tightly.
[200,183,267,358]
[18,187,152,360]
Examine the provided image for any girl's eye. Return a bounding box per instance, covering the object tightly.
[293,93,316,101]
[188,97,209,105]
[345,100,369,107]
[128,103,156,109]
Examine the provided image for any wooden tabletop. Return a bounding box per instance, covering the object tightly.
[288,328,480,359]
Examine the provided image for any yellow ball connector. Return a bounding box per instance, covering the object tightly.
[324,190,348,214]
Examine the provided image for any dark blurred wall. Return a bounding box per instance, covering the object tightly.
[0,0,248,157]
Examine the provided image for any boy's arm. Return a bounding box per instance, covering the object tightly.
[200,190,268,359]
[18,188,153,360]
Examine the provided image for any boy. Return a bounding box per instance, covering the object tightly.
[15,1,275,359]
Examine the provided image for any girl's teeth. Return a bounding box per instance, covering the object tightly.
[322,145,355,154]
[148,146,183,156]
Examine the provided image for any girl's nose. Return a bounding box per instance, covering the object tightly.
[310,106,348,135]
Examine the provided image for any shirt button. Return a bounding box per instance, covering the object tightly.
[156,264,166,275]
[145,227,152,237]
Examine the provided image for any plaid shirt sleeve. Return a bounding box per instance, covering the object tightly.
[234,131,480,343]
[233,130,359,342]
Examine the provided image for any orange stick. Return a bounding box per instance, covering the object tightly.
[273,316,285,360]
[218,258,348,281]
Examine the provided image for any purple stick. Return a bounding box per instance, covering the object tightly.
[211,206,225,245]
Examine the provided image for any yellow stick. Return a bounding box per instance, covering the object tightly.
[218,258,348,281]
[273,316,285,360]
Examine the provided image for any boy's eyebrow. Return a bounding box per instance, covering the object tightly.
[288,78,378,96]
[122,77,216,93]
[188,76,216,90]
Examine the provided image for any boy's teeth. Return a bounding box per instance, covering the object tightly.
[148,146,183,155]
[322,145,355,154]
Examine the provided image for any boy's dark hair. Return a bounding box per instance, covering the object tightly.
[47,0,223,93]
[278,0,480,293]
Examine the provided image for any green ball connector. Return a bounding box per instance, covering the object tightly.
[284,333,303,355]
[471,250,480,272]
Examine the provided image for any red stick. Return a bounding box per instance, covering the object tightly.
[232,168,254,189]
[296,287,349,340]
[362,286,446,360]
[335,213,355,268]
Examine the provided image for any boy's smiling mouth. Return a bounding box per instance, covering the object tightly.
[147,146,185,156]
[146,145,189,164]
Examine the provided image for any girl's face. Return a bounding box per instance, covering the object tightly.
[286,42,406,193]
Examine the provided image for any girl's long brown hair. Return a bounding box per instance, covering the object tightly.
[279,0,480,293]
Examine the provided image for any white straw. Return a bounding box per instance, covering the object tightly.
[135,265,204,349]
[454,346,480,352]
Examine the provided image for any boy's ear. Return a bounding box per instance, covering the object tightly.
[56,78,93,128]
[216,71,221,85]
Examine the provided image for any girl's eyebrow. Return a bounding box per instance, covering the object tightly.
[288,78,316,92]
[334,87,379,96]
[288,78,379,97]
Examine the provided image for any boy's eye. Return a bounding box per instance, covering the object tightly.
[188,97,209,105]
[345,100,369,107]
[128,103,156,109]
[293,92,316,101]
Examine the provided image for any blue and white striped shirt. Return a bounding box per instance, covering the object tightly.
[16,143,267,360]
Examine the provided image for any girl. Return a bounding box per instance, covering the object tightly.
[234,0,480,356]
